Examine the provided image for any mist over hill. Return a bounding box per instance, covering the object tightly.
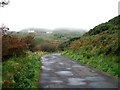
[20,28,86,33]
[19,28,86,41]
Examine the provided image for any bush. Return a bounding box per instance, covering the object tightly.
[32,45,41,52]
[40,43,57,52]
[2,34,34,59]
[58,37,81,51]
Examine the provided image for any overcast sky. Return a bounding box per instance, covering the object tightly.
[0,0,119,31]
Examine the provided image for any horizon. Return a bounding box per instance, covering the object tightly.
[9,27,88,32]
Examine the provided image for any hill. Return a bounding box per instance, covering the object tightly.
[20,28,86,41]
[8,28,86,52]
[70,16,119,57]
[52,28,86,41]
[62,16,120,77]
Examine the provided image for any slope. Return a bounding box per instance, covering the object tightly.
[62,16,120,77]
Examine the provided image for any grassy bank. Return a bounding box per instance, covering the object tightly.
[61,16,119,77]
[62,50,119,77]
[2,51,44,88]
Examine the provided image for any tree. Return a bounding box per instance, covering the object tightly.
[0,0,10,7]
[0,24,9,35]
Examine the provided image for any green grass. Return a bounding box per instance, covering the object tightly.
[62,50,119,77]
[2,51,44,88]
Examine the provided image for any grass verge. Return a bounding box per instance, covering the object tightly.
[2,51,44,88]
[62,50,119,77]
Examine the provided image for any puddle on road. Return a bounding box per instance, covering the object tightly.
[45,84,64,88]
[55,71,73,76]
[59,62,64,65]
[41,58,49,61]
[66,68,71,70]
[52,54,61,56]
[72,64,85,68]
[71,61,76,63]
[47,61,56,64]
[51,80,63,83]
[85,76,105,81]
[42,66,53,71]
[42,61,56,65]
[51,56,57,59]
[68,78,86,86]
[89,70,95,73]
[42,55,57,60]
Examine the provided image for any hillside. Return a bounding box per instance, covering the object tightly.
[52,28,86,41]
[7,28,86,52]
[20,28,86,41]
[62,16,120,77]
[71,16,119,57]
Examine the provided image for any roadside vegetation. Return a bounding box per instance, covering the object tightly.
[1,15,119,89]
[1,25,85,88]
[2,51,44,88]
[62,50,119,77]
[1,26,47,88]
[61,16,120,77]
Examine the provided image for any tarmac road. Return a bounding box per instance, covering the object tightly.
[39,54,119,88]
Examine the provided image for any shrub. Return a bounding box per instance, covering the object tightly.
[40,43,57,52]
[2,34,34,59]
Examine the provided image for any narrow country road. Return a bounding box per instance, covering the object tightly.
[39,54,118,88]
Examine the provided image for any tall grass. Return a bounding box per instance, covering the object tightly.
[2,51,44,88]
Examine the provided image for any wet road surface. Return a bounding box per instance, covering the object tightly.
[39,54,119,88]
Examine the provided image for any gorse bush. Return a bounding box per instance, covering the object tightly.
[40,42,57,52]
[1,25,35,59]
[2,34,34,59]
[58,37,81,51]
